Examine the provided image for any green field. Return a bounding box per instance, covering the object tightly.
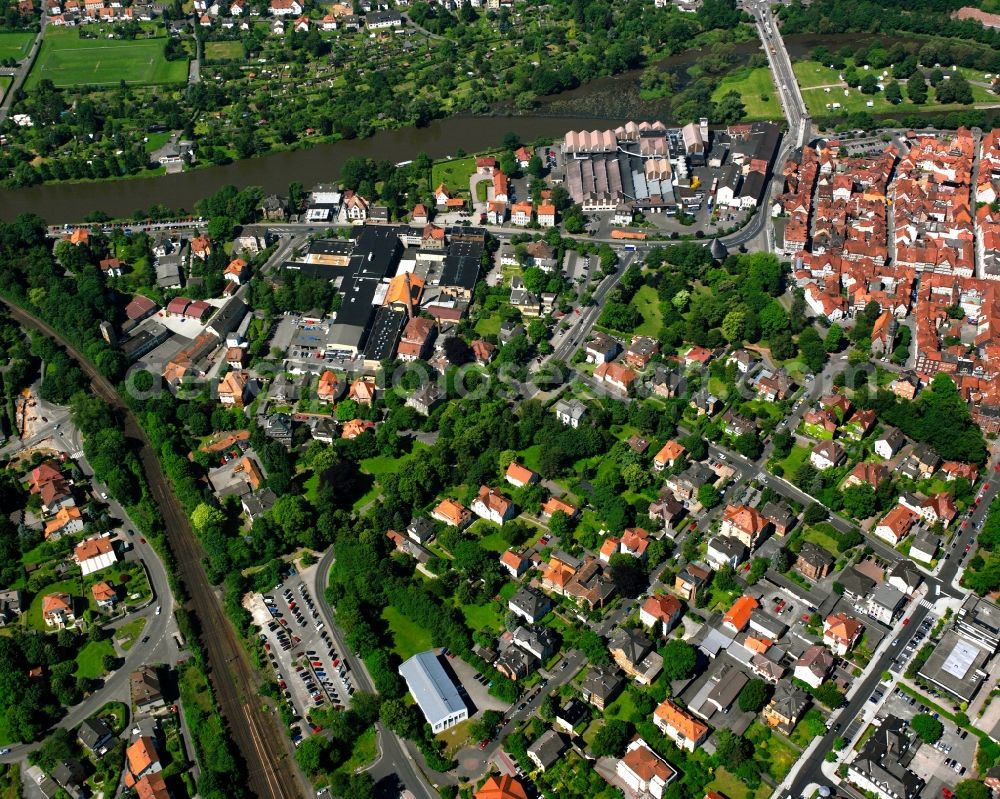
[431,155,477,195]
[773,443,811,478]
[381,605,433,660]
[26,28,188,89]
[712,66,782,120]
[0,31,34,62]
[628,284,663,337]
[793,59,998,118]
[801,525,841,557]
[0,77,10,103]
[75,638,115,679]
[204,40,244,61]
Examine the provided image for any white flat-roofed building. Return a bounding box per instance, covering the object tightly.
[398,651,468,733]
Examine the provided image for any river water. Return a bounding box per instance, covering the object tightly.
[0,33,901,223]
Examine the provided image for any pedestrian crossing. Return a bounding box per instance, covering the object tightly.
[916,598,934,610]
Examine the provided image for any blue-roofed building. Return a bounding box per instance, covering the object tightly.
[398,651,469,733]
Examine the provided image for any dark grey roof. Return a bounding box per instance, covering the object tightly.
[850,715,923,799]
[608,626,653,665]
[77,717,113,752]
[362,306,406,362]
[797,541,834,569]
[580,665,626,704]
[711,238,728,261]
[407,517,436,543]
[838,566,875,598]
[527,729,568,768]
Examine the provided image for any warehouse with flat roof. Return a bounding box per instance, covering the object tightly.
[399,651,469,733]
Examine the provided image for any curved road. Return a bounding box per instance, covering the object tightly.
[0,297,309,799]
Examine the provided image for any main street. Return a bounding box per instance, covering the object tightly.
[788,461,1000,798]
[312,549,439,799]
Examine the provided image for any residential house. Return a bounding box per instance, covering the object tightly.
[811,440,846,470]
[348,377,377,406]
[887,560,923,594]
[537,202,556,228]
[620,527,651,559]
[666,463,717,503]
[44,506,84,539]
[471,339,496,365]
[218,370,249,407]
[908,444,941,479]
[707,535,748,569]
[625,335,660,369]
[495,647,538,682]
[874,428,906,459]
[74,536,118,576]
[762,683,809,734]
[723,595,759,633]
[847,715,924,799]
[653,699,709,752]
[648,495,685,531]
[541,496,578,521]
[760,501,796,536]
[689,389,722,416]
[683,345,713,368]
[553,398,587,428]
[866,584,905,624]
[471,486,516,524]
[42,593,74,627]
[584,332,620,364]
[941,461,978,483]
[824,612,863,656]
[844,461,889,490]
[406,517,436,545]
[899,493,957,528]
[907,532,939,565]
[224,257,249,285]
[130,665,165,712]
[837,567,876,603]
[794,644,833,689]
[512,625,559,661]
[720,504,771,550]
[0,589,24,626]
[640,594,683,634]
[796,542,834,580]
[653,441,686,471]
[609,627,663,685]
[510,202,533,226]
[508,586,551,623]
[755,369,795,401]
[594,361,638,395]
[564,558,617,610]
[77,717,114,756]
[124,736,161,787]
[874,505,918,545]
[91,581,117,608]
[674,563,711,604]
[500,550,529,579]
[505,462,538,489]
[316,370,341,404]
[341,419,374,440]
[722,410,757,439]
[527,730,568,772]
[397,317,436,361]
[580,665,626,711]
[726,348,758,374]
[616,739,676,799]
[405,383,443,416]
[431,498,472,529]
[475,776,528,799]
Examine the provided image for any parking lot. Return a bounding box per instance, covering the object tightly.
[252,570,356,746]
[888,614,935,675]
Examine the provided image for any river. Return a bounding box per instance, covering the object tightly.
[0,33,905,223]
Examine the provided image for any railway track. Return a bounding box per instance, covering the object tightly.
[1,298,307,799]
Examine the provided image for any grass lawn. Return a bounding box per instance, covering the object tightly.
[342,727,378,772]
[27,577,84,631]
[431,155,477,195]
[117,617,147,651]
[792,59,842,89]
[381,605,434,660]
[800,422,834,441]
[477,528,510,553]
[459,601,503,632]
[204,40,244,60]
[436,717,474,758]
[75,638,115,680]
[802,525,841,556]
[144,131,171,153]
[0,77,9,103]
[712,66,782,119]
[475,181,488,202]
[519,444,542,472]
[0,31,34,62]
[773,443,810,477]
[474,311,502,337]
[747,722,800,780]
[26,27,188,89]
[705,767,771,799]
[604,689,640,724]
[629,284,663,337]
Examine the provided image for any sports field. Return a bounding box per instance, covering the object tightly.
[25,28,188,89]
[0,31,34,62]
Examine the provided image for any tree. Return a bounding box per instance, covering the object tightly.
[954,782,990,799]
[911,713,943,744]
[660,639,696,681]
[759,301,789,339]
[884,80,902,104]
[813,682,845,708]
[622,463,651,493]
[824,324,845,353]
[714,730,752,770]
[908,76,927,104]
[698,483,721,510]
[591,720,633,757]
[738,679,770,712]
[722,308,749,344]
[803,503,827,525]
[841,483,877,519]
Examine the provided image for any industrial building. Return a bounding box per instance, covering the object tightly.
[398,651,469,733]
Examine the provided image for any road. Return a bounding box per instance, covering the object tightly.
[0,17,44,126]
[787,461,1000,798]
[0,297,309,799]
[312,548,439,799]
[751,0,810,151]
